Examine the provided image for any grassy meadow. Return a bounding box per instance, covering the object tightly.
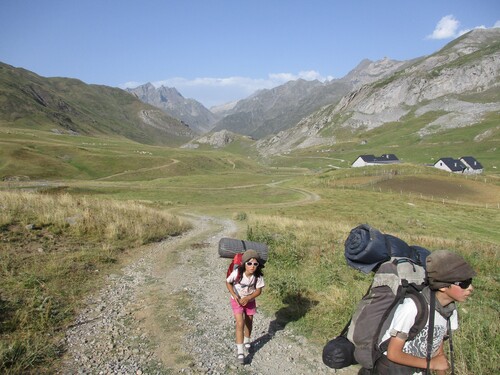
[0,128,499,374]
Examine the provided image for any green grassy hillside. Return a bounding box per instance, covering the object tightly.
[266,109,500,174]
[0,62,193,146]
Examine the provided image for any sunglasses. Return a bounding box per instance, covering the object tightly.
[452,278,472,289]
[246,261,259,267]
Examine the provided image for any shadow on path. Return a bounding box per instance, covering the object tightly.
[246,293,318,364]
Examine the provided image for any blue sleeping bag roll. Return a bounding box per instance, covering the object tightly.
[344,225,431,273]
[344,224,389,274]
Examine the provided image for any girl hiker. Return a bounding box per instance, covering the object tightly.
[226,249,265,365]
[371,250,476,375]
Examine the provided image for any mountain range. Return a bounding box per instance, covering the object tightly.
[0,28,499,157]
[256,28,500,156]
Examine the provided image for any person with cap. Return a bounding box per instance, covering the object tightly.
[226,249,265,365]
[374,250,476,374]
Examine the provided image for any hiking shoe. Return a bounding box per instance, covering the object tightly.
[237,353,245,365]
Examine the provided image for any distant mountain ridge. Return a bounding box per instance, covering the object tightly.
[255,28,500,156]
[0,62,194,146]
[126,83,220,134]
[209,58,413,139]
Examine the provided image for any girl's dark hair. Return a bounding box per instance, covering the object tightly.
[236,263,264,286]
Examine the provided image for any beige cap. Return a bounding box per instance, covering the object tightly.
[426,250,476,290]
[242,249,260,264]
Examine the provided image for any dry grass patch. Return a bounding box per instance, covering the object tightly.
[0,190,191,374]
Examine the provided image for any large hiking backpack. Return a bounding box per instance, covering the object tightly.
[323,224,431,370]
[347,257,428,369]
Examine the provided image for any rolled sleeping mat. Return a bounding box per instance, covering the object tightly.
[218,237,269,263]
[344,224,389,274]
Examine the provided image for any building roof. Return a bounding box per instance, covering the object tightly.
[435,157,466,172]
[460,156,483,170]
[355,154,400,163]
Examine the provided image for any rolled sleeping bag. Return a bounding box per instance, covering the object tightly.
[409,245,431,268]
[384,234,411,258]
[344,224,390,274]
[218,237,268,263]
[385,235,431,268]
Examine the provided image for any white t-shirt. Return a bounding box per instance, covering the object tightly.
[380,297,458,359]
[227,270,265,299]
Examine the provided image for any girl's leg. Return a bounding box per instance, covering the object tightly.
[234,313,245,344]
[234,313,245,363]
[244,314,254,341]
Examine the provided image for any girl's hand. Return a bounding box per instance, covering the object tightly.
[239,297,248,306]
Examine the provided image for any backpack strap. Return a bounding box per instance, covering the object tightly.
[425,290,436,374]
[378,283,429,354]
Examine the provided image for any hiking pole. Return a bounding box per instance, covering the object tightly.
[448,319,455,375]
[425,291,436,374]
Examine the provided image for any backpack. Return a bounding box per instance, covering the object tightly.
[347,257,429,369]
[323,225,432,370]
[226,252,244,280]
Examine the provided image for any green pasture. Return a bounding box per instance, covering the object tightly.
[268,111,500,172]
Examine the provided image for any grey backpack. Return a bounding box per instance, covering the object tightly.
[347,257,429,369]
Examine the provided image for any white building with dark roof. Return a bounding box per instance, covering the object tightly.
[433,158,467,173]
[460,156,483,174]
[352,154,400,167]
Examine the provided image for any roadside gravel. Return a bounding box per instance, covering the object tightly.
[59,215,361,375]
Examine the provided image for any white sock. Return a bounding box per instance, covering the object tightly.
[236,343,244,355]
[244,336,251,344]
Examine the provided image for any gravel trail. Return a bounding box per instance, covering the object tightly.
[59,215,360,375]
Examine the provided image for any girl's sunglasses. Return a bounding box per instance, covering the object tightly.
[452,278,472,289]
[246,262,259,267]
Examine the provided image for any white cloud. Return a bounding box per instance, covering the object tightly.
[122,70,334,108]
[427,16,500,40]
[427,15,460,39]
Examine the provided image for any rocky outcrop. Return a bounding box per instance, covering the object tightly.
[181,129,251,149]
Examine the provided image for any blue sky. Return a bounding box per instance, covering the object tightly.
[1,1,499,108]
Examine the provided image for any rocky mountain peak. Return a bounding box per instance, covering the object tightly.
[126,83,220,134]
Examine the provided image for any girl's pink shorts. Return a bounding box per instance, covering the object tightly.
[230,298,257,315]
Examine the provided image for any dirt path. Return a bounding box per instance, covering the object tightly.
[59,214,361,374]
[96,159,180,181]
